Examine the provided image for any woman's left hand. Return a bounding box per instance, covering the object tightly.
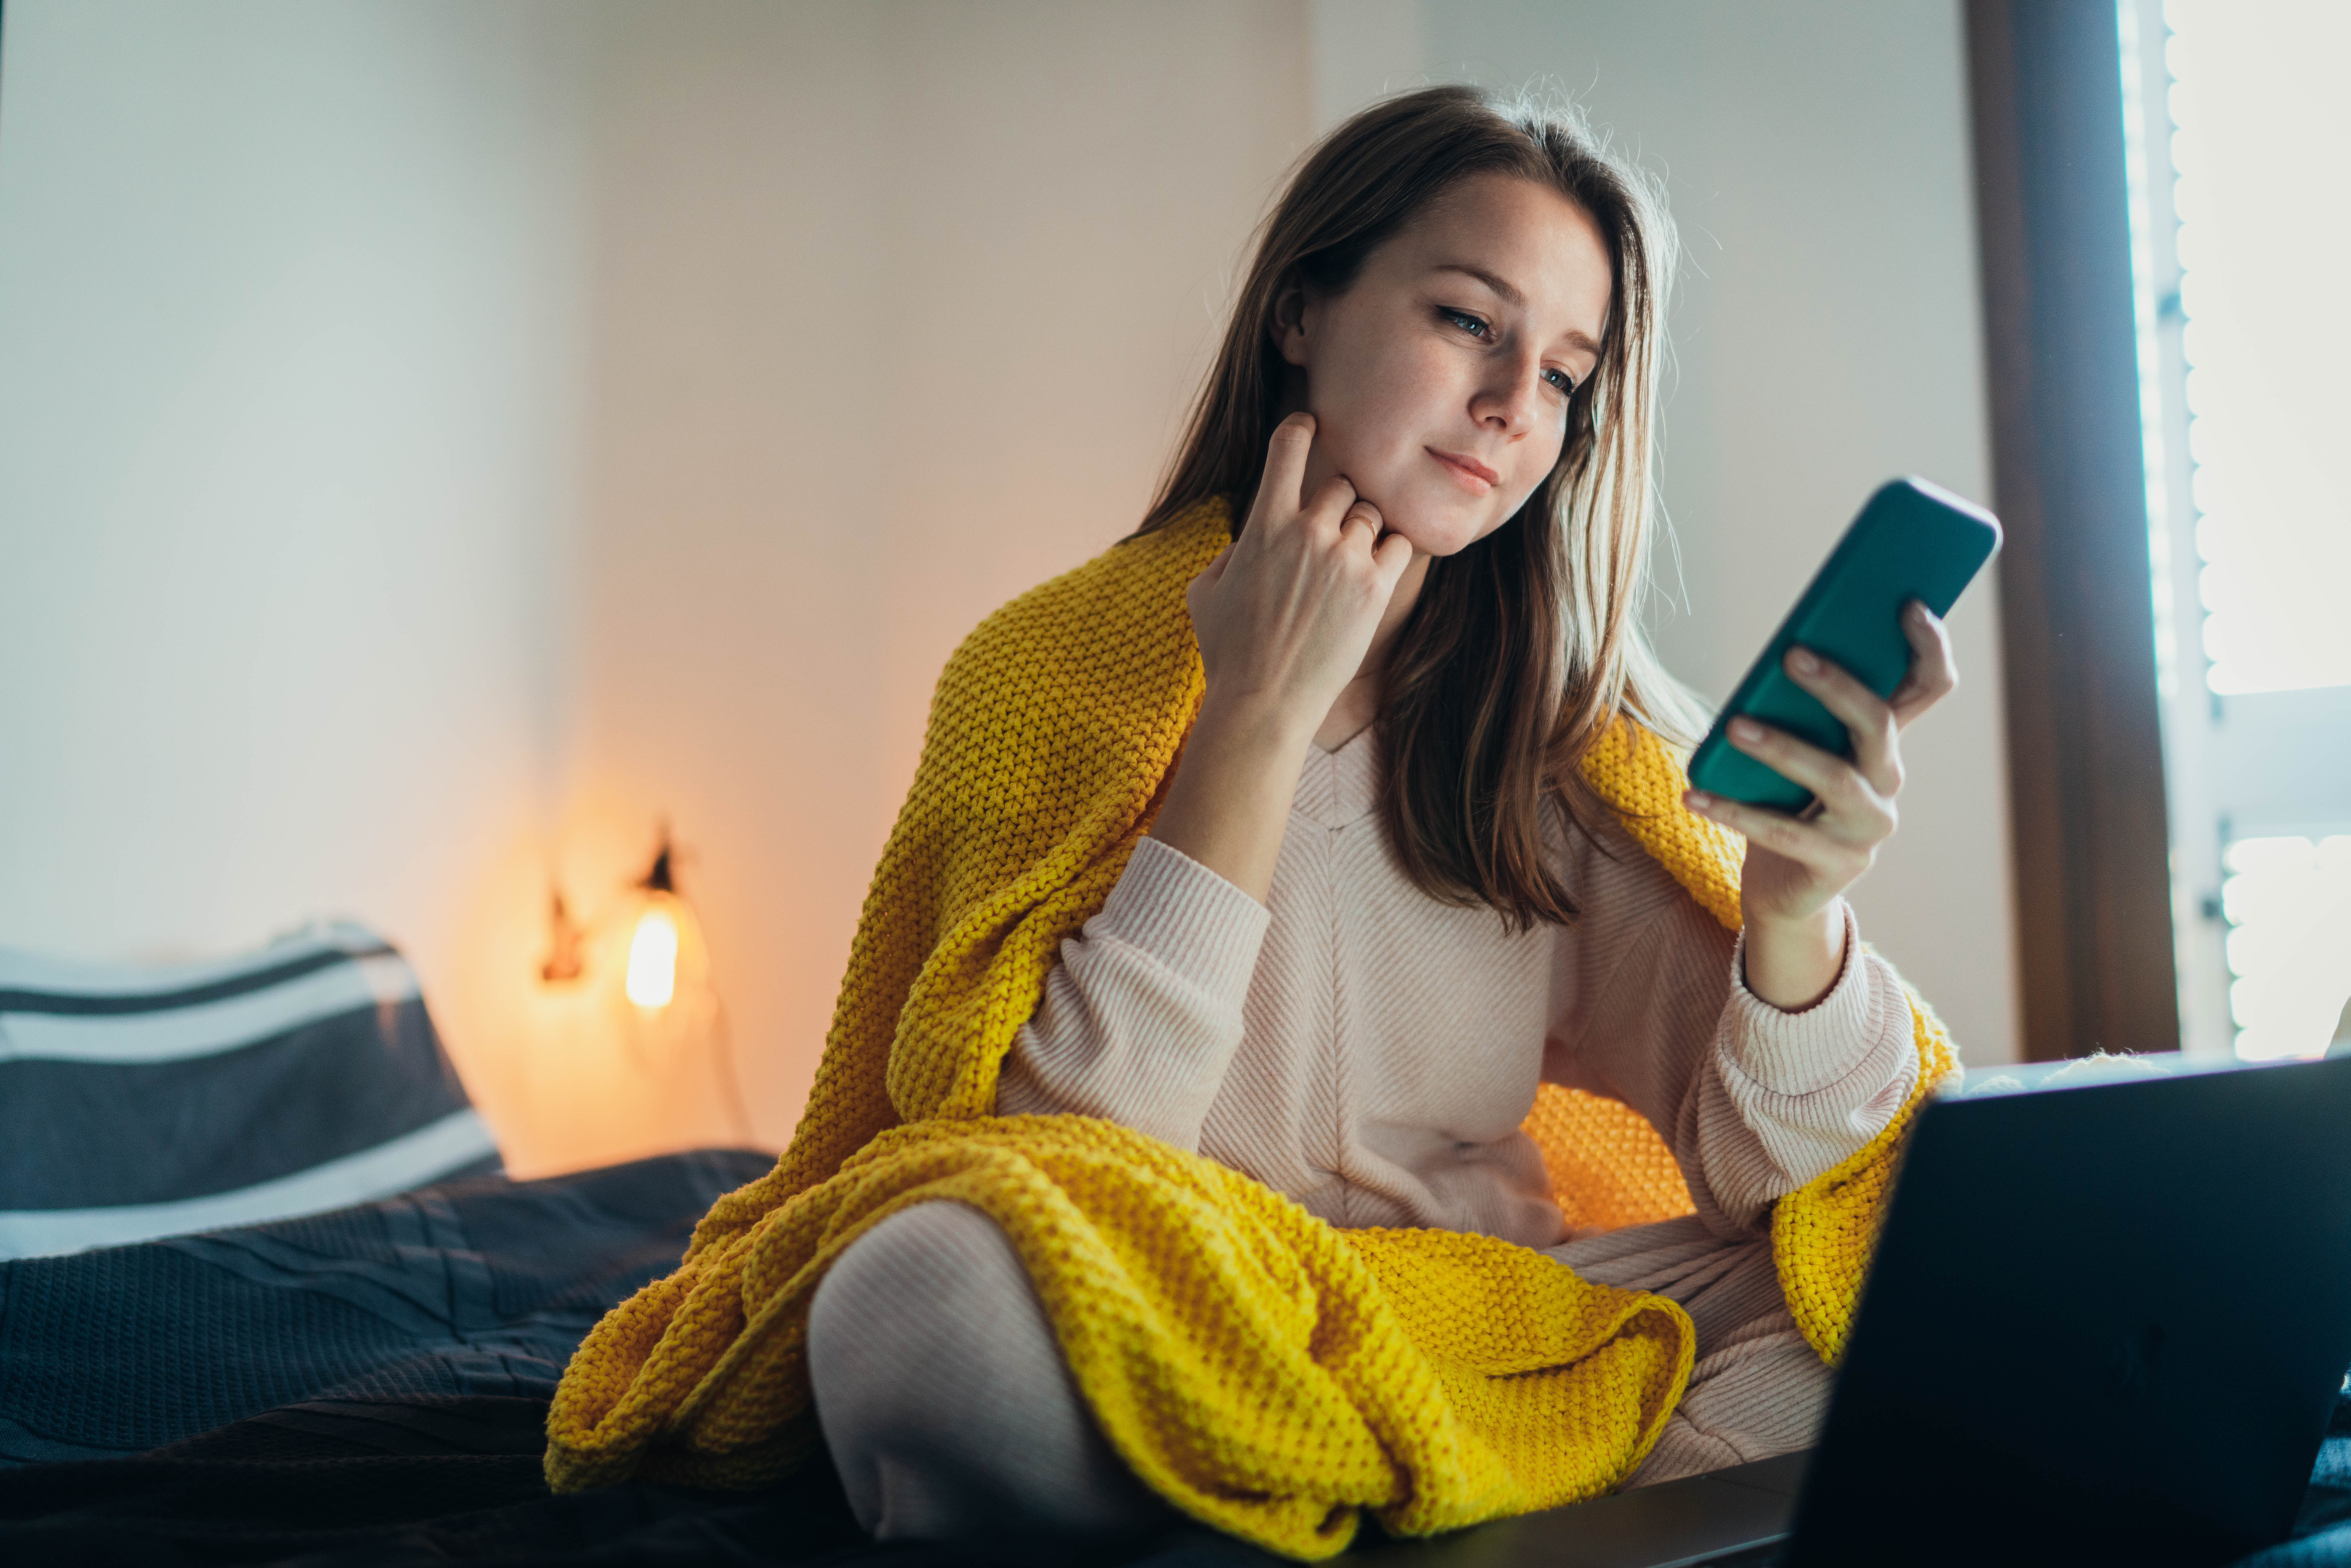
[1682,601,1959,1009]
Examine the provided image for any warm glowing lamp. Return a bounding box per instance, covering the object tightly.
[534,822,757,1142]
[622,834,702,1015]
[625,840,685,1009]
[624,906,679,1008]
[539,827,705,1013]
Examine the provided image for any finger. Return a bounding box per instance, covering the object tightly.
[1887,601,1958,727]
[1300,473,1359,536]
[1337,499,1382,549]
[1783,647,1901,796]
[1369,526,1414,587]
[1684,789,1872,881]
[1723,715,1894,834]
[1255,413,1317,526]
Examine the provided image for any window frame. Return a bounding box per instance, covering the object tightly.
[1965,0,2180,1062]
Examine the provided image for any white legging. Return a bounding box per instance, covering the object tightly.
[807,1202,1831,1540]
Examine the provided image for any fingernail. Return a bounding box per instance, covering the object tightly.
[1684,790,1711,811]
[1790,649,1820,675]
[1730,716,1763,743]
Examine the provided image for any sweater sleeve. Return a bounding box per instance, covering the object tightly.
[1541,822,1919,1238]
[1696,902,1921,1229]
[993,835,1271,1152]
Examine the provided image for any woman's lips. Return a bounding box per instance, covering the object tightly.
[1427,446,1499,494]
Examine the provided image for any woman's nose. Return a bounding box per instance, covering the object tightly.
[1472,357,1542,436]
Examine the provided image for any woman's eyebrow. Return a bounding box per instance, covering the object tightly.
[1432,263,1601,354]
[1433,261,1523,305]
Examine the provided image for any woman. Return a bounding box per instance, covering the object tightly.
[547,85,1958,1555]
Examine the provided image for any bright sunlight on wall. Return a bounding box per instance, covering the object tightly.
[2159,0,2351,697]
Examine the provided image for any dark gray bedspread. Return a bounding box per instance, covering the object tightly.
[0,1149,770,1466]
[0,1152,2342,1566]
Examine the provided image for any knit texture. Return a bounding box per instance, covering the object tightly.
[542,499,1957,1554]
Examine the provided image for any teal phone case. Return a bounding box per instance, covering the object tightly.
[1685,478,2002,814]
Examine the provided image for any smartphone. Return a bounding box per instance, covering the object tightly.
[1685,478,2002,814]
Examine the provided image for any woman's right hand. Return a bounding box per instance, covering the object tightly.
[1185,413,1414,739]
[1146,416,1413,903]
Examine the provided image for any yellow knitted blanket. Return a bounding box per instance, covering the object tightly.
[544,499,1957,1557]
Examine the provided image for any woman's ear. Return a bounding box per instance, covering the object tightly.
[1270,274,1313,369]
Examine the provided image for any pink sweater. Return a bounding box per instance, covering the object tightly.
[995,728,1919,1246]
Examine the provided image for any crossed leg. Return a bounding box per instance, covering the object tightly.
[807,1203,1829,1540]
[807,1201,1170,1539]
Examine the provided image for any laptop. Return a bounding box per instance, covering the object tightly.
[1356,1050,2351,1567]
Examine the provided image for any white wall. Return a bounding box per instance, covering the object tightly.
[522,0,1311,1164]
[0,0,2014,1180]
[0,0,1315,1170]
[0,0,598,1160]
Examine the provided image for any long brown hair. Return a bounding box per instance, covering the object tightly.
[1136,85,1697,931]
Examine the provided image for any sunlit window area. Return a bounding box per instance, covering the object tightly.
[2158,0,2351,697]
[2123,0,2351,1059]
[2221,836,2351,1061]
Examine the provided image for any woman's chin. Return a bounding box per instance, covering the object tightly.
[1380,497,1511,558]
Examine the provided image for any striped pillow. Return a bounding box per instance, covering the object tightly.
[0,922,501,1259]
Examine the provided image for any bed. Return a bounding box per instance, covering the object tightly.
[1,934,2344,1566]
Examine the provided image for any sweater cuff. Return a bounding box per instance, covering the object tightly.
[1099,837,1271,1004]
[1722,900,1877,1095]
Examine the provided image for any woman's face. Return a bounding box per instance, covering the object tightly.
[1277,172,1613,558]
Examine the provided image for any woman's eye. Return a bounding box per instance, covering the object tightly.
[1441,305,1577,395]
